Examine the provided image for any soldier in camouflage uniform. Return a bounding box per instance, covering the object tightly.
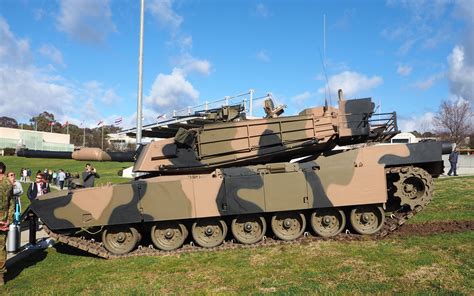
[0,162,14,286]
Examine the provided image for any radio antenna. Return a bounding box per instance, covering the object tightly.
[320,14,332,110]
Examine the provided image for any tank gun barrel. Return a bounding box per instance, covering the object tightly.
[16,148,134,162]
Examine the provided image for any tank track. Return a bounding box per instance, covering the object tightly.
[43,166,433,259]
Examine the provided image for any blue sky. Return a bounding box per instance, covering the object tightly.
[0,0,472,131]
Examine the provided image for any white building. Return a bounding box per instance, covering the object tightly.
[390,132,419,144]
[0,127,74,152]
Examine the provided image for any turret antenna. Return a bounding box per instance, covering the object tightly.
[318,48,332,110]
[319,14,332,111]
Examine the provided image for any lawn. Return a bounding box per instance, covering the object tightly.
[0,155,133,212]
[1,157,473,294]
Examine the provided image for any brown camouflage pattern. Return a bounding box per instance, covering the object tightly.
[133,98,373,172]
[30,141,444,231]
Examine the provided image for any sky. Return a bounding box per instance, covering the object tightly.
[0,0,472,132]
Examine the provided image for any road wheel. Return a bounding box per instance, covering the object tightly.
[150,221,188,251]
[192,219,227,248]
[311,208,346,237]
[349,205,385,235]
[102,225,140,255]
[271,212,306,241]
[231,215,266,244]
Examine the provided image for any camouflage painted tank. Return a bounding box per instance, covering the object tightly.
[29,91,449,257]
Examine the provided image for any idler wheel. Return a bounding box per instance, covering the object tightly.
[311,208,346,237]
[192,219,227,248]
[231,215,267,244]
[271,212,306,241]
[151,221,188,251]
[102,225,140,255]
[349,205,385,235]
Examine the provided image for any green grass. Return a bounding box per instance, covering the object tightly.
[410,176,474,223]
[1,157,473,294]
[0,155,132,212]
[3,232,473,294]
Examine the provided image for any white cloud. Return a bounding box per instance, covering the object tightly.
[145,68,199,112]
[57,0,116,44]
[34,9,46,21]
[39,44,65,66]
[256,50,270,63]
[331,8,356,30]
[398,112,435,133]
[148,0,183,30]
[178,35,193,50]
[256,3,271,18]
[0,66,75,120]
[397,64,412,76]
[145,0,210,113]
[0,17,118,127]
[318,71,383,98]
[447,45,474,104]
[0,18,32,67]
[177,54,211,75]
[0,17,74,119]
[413,73,444,90]
[82,80,121,105]
[291,91,313,105]
[382,1,452,55]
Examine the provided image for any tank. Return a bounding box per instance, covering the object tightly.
[28,90,448,258]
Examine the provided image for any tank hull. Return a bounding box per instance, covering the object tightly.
[30,142,444,231]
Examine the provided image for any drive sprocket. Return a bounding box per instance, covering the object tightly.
[392,166,433,210]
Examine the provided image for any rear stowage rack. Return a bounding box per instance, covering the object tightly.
[368,112,399,142]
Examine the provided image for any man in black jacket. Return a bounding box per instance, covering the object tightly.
[448,148,459,176]
[82,163,100,188]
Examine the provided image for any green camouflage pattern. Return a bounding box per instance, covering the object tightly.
[27,95,446,255]
[30,141,444,231]
[133,97,375,172]
[0,176,13,275]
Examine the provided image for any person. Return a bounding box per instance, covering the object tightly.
[57,169,66,190]
[27,173,50,201]
[52,170,57,185]
[65,171,71,188]
[0,162,14,286]
[47,169,53,184]
[21,168,27,183]
[26,168,31,182]
[448,147,459,176]
[7,172,22,221]
[82,163,100,188]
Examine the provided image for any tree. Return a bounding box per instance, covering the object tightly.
[433,99,473,145]
[0,116,18,128]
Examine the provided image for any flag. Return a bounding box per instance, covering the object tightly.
[80,120,84,127]
[97,120,104,127]
[48,121,54,126]
[62,121,69,128]
[114,117,123,125]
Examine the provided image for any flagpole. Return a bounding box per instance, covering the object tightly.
[136,0,145,146]
[101,125,104,150]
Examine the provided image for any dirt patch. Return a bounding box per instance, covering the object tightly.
[392,221,474,237]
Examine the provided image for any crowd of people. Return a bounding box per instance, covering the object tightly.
[27,168,70,190]
[0,161,101,285]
